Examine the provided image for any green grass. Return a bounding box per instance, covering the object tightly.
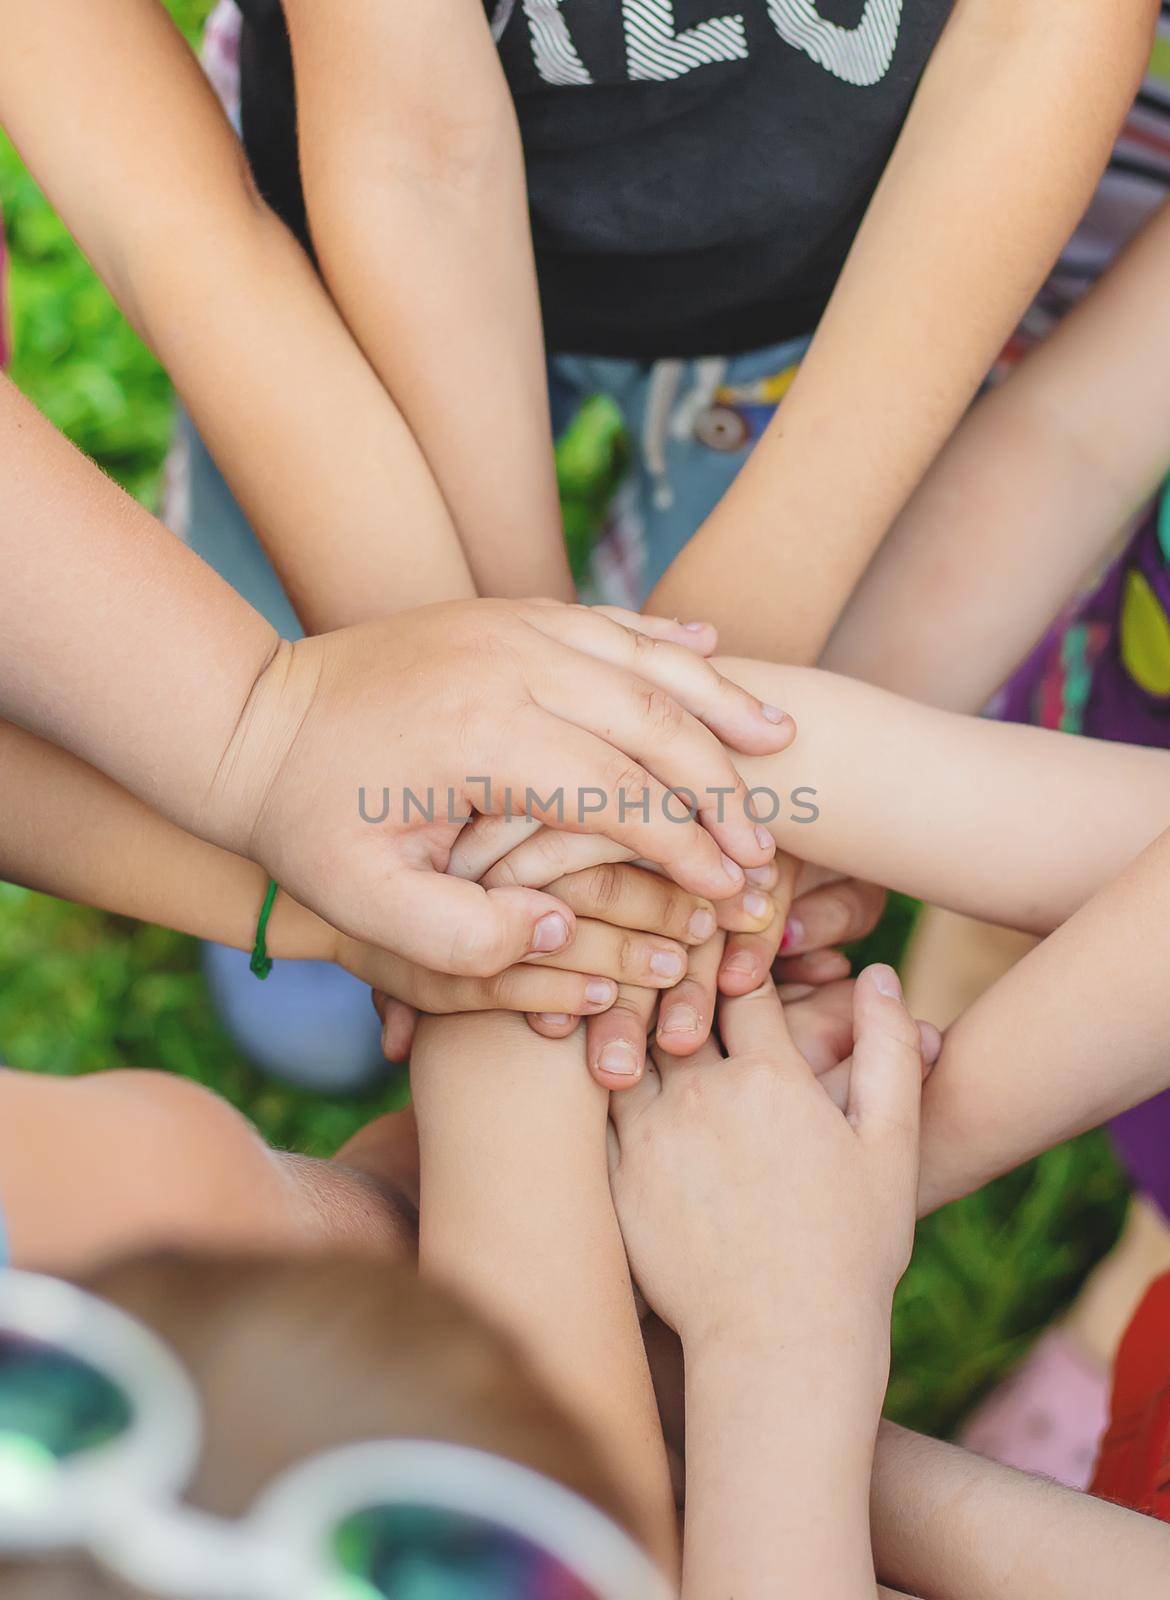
[0,0,1129,1436]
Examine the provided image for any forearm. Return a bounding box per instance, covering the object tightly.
[0,717,335,962]
[0,373,278,850]
[684,1326,884,1600]
[285,0,571,603]
[718,659,1170,934]
[871,1422,1170,1599]
[2,0,473,632]
[917,826,1170,1215]
[650,0,1154,660]
[410,1012,675,1564]
[825,199,1170,707]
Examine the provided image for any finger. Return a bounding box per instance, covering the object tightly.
[772,948,854,987]
[655,931,724,1056]
[586,983,657,1089]
[715,975,800,1061]
[919,1020,943,1068]
[780,880,888,958]
[447,812,542,881]
[510,709,749,901]
[530,657,781,872]
[526,1012,584,1040]
[379,997,418,1063]
[782,979,856,1075]
[590,605,719,658]
[714,885,784,935]
[846,965,924,1144]
[608,1032,668,1135]
[526,602,792,756]
[375,870,577,977]
[526,916,690,988]
[410,964,619,1018]
[818,1016,939,1115]
[649,1031,723,1080]
[484,829,636,892]
[548,863,718,947]
[719,906,785,996]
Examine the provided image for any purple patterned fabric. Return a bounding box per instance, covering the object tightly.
[997,487,1170,1216]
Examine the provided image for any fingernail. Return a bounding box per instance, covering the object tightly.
[598,1041,640,1078]
[538,1013,572,1026]
[585,979,617,1005]
[743,892,772,921]
[754,824,774,853]
[722,853,743,883]
[683,620,709,633]
[780,916,804,952]
[722,953,757,978]
[688,907,717,941]
[659,1005,701,1037]
[650,949,686,980]
[532,913,569,954]
[760,703,786,724]
[870,964,902,999]
[745,864,778,888]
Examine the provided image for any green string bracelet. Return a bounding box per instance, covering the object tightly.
[250,879,279,980]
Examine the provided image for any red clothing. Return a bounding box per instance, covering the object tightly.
[1090,1272,1170,1521]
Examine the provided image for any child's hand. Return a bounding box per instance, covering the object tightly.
[335,857,717,1060]
[608,969,925,1352]
[209,600,794,979]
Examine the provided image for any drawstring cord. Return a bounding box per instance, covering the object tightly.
[641,357,729,511]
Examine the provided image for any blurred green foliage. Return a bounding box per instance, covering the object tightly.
[0,0,1129,1437]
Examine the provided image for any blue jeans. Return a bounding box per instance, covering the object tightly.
[178,333,810,1088]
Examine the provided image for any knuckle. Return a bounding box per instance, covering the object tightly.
[446,921,506,979]
[641,684,685,739]
[618,932,643,977]
[603,758,652,810]
[586,861,626,916]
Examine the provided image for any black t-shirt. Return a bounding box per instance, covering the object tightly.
[236,0,955,357]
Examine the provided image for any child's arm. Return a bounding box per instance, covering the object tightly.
[0,1068,414,1276]
[608,975,925,1598]
[915,824,1170,1216]
[718,660,1170,936]
[409,1011,677,1569]
[870,1423,1170,1599]
[1,0,474,632]
[824,197,1170,707]
[649,0,1157,661]
[0,716,719,1026]
[281,0,572,603]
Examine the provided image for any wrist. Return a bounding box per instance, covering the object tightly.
[195,636,319,862]
[265,889,341,965]
[686,1297,892,1408]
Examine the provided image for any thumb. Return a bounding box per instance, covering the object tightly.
[846,965,924,1146]
[376,870,577,977]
